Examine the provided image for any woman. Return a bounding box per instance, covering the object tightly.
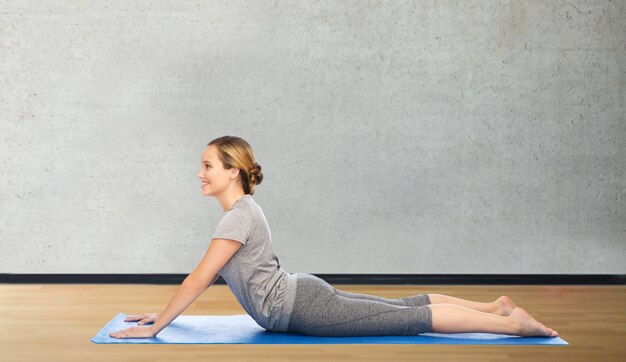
[110,135,558,339]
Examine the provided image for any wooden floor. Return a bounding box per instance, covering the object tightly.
[0,283,624,362]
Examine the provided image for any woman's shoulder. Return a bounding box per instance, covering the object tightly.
[239,197,269,224]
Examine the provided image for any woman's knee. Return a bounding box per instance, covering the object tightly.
[399,293,431,306]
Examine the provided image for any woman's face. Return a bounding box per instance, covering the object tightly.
[196,145,239,196]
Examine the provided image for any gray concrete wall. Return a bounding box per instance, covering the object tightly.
[1,0,624,274]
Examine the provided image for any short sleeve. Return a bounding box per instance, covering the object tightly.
[211,205,252,245]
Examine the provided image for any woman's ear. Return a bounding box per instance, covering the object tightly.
[229,167,240,180]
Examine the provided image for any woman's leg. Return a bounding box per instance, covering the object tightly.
[287,276,556,336]
[428,294,517,316]
[429,304,558,337]
[332,287,431,307]
[287,275,557,337]
[332,288,516,316]
[287,274,433,336]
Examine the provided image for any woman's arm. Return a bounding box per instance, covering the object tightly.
[150,277,209,336]
[149,238,242,336]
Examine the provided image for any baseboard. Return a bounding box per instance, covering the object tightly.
[0,274,624,285]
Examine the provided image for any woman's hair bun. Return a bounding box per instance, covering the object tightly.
[249,162,263,185]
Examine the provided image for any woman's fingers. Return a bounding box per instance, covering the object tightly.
[124,313,158,324]
[138,316,156,325]
[124,314,147,322]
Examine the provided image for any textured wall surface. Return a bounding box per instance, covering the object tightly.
[1,0,624,274]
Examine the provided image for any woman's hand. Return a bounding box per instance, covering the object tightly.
[109,325,155,339]
[124,313,160,326]
[109,313,160,339]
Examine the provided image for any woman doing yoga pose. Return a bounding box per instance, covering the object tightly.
[110,136,558,339]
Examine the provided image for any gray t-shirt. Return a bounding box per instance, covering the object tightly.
[211,194,298,332]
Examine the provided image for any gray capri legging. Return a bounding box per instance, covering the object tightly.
[285,273,433,336]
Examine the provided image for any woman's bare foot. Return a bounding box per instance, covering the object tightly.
[510,307,558,337]
[493,295,517,316]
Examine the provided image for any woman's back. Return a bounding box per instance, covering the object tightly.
[212,194,298,332]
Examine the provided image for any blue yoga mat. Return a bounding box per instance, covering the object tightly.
[92,312,568,345]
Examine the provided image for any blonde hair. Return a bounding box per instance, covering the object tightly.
[208,136,264,195]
